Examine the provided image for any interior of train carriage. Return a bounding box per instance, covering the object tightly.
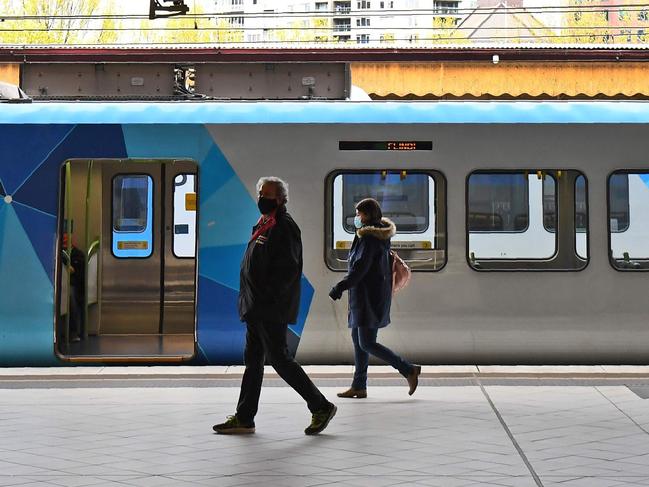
[56,159,198,362]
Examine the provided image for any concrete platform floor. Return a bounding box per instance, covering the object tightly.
[2,366,649,487]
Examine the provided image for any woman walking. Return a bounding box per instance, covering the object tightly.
[329,198,421,398]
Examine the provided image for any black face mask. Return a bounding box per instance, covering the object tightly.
[257,197,278,215]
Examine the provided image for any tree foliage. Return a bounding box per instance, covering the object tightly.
[0,0,117,44]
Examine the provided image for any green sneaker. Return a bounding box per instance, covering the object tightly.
[213,415,255,435]
[304,403,337,436]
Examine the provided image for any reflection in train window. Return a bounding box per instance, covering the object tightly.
[609,171,649,270]
[609,174,630,233]
[575,175,588,260]
[113,175,150,232]
[112,174,153,259]
[468,172,555,260]
[341,173,430,233]
[542,176,557,232]
[173,174,197,258]
[326,170,446,272]
[467,170,587,271]
[467,173,529,232]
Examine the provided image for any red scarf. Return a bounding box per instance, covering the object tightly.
[249,210,277,243]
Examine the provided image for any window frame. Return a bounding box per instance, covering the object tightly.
[465,169,588,272]
[172,172,199,260]
[110,173,154,259]
[325,168,447,273]
[112,174,151,234]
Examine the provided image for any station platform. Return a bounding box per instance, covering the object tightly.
[2,366,649,487]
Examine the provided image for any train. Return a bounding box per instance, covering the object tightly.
[1,100,649,366]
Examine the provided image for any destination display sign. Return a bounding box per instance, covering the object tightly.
[339,141,433,151]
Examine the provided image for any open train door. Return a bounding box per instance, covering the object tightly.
[55,159,198,362]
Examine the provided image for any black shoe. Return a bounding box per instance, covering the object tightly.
[213,415,255,434]
[304,403,337,436]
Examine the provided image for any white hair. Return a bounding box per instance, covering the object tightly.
[256,176,289,204]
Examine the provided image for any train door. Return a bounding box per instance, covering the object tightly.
[56,159,198,362]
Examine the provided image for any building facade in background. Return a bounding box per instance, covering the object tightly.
[214,0,464,44]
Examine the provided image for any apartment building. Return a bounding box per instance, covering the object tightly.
[214,0,466,44]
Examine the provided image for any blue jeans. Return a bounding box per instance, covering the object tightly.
[351,327,414,390]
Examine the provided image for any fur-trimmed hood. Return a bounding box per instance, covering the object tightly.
[357,218,396,240]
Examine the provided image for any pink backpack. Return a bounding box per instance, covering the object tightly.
[390,250,411,294]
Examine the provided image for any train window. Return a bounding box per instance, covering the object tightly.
[609,171,649,270]
[542,176,557,232]
[468,173,529,232]
[575,175,588,260]
[112,174,153,258]
[113,175,150,233]
[468,170,587,271]
[326,170,446,272]
[173,174,197,258]
[609,174,630,233]
[341,173,429,233]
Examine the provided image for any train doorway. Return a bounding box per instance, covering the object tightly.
[55,159,198,362]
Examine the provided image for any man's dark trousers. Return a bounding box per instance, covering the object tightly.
[236,320,328,423]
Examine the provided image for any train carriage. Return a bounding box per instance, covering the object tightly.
[1,100,649,366]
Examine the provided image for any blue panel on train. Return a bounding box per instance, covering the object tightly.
[0,205,56,366]
[0,124,74,195]
[196,275,245,364]
[199,244,246,292]
[197,145,241,203]
[121,124,212,163]
[13,125,127,216]
[12,203,57,283]
[197,144,260,246]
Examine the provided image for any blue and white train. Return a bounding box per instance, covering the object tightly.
[1,100,649,366]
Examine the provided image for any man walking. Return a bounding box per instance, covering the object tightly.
[213,177,337,436]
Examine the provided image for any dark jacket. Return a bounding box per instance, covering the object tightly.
[334,218,396,328]
[238,206,303,324]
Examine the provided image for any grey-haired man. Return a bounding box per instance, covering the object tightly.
[213,177,336,436]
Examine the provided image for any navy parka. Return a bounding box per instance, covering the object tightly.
[333,218,396,328]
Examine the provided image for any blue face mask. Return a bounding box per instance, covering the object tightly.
[354,215,363,229]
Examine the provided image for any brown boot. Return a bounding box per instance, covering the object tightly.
[407,365,421,396]
[337,388,367,399]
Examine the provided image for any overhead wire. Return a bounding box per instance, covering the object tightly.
[1,3,648,45]
[1,3,649,21]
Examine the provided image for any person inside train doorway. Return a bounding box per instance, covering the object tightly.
[329,198,421,398]
[213,177,337,436]
[61,233,85,343]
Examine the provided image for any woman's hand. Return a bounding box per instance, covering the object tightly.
[329,285,343,301]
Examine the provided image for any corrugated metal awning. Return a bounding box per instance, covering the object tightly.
[352,61,649,99]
